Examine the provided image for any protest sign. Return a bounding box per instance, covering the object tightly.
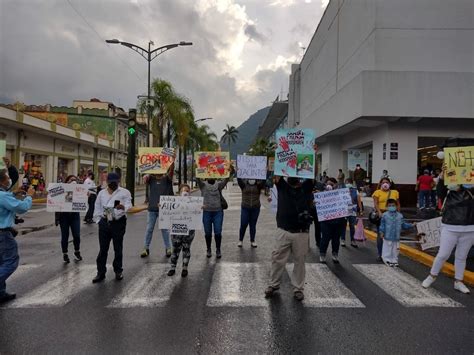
[0,140,5,169]
[314,188,352,222]
[444,146,474,185]
[270,185,278,215]
[237,155,267,180]
[417,217,442,250]
[158,196,204,235]
[138,147,175,174]
[274,128,315,178]
[195,152,230,179]
[46,183,88,212]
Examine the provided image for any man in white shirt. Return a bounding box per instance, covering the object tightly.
[92,172,132,283]
[83,172,96,224]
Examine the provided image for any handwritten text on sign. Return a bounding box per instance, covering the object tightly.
[138,147,175,174]
[275,128,315,178]
[47,183,89,212]
[158,196,204,235]
[314,188,352,222]
[237,155,267,180]
[444,146,474,185]
[417,217,442,250]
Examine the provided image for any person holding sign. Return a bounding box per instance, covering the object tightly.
[92,173,132,283]
[422,165,474,294]
[168,185,196,277]
[237,178,265,248]
[0,168,34,304]
[55,175,83,264]
[140,164,175,258]
[196,165,235,259]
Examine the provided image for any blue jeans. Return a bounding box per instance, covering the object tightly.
[144,211,171,249]
[419,190,431,208]
[239,207,261,242]
[340,216,357,242]
[203,210,224,251]
[59,212,81,253]
[0,231,19,295]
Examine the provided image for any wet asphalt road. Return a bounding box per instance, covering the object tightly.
[1,186,473,354]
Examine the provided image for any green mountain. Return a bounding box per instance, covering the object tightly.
[221,106,271,159]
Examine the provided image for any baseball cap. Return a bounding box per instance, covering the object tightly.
[107,172,120,183]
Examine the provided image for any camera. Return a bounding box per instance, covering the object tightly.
[298,210,314,227]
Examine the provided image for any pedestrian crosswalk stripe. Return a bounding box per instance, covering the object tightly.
[9,264,42,281]
[6,264,97,308]
[287,264,365,308]
[353,264,463,307]
[108,264,178,308]
[207,262,268,307]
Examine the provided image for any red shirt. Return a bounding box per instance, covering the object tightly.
[418,175,434,190]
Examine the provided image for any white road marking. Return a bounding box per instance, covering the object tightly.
[7,264,97,308]
[207,262,268,307]
[108,264,179,308]
[8,264,42,281]
[354,264,463,307]
[287,264,365,308]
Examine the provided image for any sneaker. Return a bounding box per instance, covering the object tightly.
[167,269,176,276]
[422,275,436,288]
[454,281,470,294]
[251,242,258,248]
[0,292,16,304]
[392,263,399,268]
[166,248,172,258]
[237,241,243,248]
[332,255,340,264]
[206,249,212,258]
[350,243,358,248]
[319,255,327,264]
[341,241,346,247]
[264,286,278,298]
[63,254,70,264]
[74,251,83,261]
[92,274,106,283]
[140,249,149,258]
[294,291,305,301]
[376,256,383,262]
[115,272,123,281]
[181,269,188,278]
[216,249,222,259]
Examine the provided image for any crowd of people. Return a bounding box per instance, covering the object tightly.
[0,153,473,305]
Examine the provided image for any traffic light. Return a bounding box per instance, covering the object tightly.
[128,109,137,136]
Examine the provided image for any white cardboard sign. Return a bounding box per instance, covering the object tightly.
[314,188,352,222]
[417,217,442,250]
[46,183,89,212]
[237,155,267,180]
[158,196,204,235]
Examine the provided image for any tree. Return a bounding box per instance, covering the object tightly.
[221,124,239,155]
[248,138,276,157]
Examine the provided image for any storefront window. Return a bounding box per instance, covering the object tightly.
[23,153,47,193]
[57,158,73,182]
[79,163,94,182]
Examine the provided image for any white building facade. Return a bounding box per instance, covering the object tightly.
[289,0,474,204]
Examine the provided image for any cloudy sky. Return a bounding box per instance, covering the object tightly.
[0,0,327,137]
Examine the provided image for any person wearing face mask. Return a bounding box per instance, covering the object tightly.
[379,199,415,266]
[168,184,196,277]
[319,178,348,264]
[0,168,33,304]
[353,164,367,190]
[422,165,474,294]
[196,165,235,258]
[372,177,400,261]
[55,175,82,264]
[340,178,363,247]
[92,172,132,283]
[237,178,266,248]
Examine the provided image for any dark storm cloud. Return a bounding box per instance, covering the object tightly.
[244,24,268,44]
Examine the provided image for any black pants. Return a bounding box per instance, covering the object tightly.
[59,212,80,253]
[314,220,321,247]
[320,220,346,256]
[96,218,126,275]
[84,194,97,222]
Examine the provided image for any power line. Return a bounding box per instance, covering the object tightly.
[65,0,143,81]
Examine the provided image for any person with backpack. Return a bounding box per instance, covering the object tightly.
[372,177,400,261]
[341,178,363,248]
[196,166,235,259]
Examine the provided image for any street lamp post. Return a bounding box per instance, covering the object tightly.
[190,117,213,189]
[105,39,193,146]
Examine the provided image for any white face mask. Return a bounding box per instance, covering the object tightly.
[447,184,459,191]
[248,179,256,185]
[181,191,190,196]
[70,181,77,184]
[5,178,12,190]
[326,185,334,191]
[381,183,390,191]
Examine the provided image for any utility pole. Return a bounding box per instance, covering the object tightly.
[126,109,137,204]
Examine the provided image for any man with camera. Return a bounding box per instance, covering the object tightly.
[0,167,34,304]
[265,175,315,301]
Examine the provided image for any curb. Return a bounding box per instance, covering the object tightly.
[364,229,474,286]
[32,198,46,204]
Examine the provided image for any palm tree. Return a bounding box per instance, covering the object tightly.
[221,124,239,155]
[248,138,276,157]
